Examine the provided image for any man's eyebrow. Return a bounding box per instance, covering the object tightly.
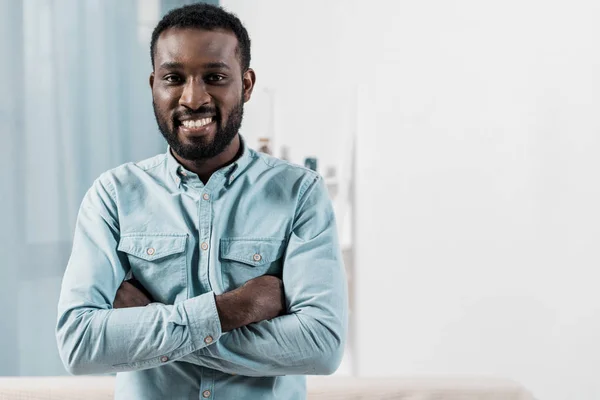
[159,61,184,70]
[158,61,231,70]
[203,62,230,70]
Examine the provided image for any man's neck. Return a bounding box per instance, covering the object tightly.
[172,134,241,184]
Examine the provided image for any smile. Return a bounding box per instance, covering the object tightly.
[180,117,214,129]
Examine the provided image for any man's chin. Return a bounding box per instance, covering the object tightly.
[162,120,239,161]
[169,136,228,161]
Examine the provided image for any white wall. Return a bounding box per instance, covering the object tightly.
[224,1,600,399]
[354,2,600,400]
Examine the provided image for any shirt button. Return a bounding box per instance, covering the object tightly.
[201,242,209,251]
[202,193,210,201]
[253,253,262,262]
[179,168,187,176]
[204,335,213,344]
[202,390,211,398]
[160,355,168,363]
[146,247,155,256]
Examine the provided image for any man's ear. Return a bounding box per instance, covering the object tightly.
[149,72,155,89]
[242,68,256,103]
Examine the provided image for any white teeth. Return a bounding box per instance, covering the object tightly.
[182,118,213,128]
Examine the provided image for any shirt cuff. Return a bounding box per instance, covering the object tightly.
[182,291,222,350]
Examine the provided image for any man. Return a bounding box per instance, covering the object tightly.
[55,3,347,400]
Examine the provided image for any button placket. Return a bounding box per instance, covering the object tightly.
[200,363,215,400]
[198,181,214,294]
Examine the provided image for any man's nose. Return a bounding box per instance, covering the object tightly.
[179,80,211,110]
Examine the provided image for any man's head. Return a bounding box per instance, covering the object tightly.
[149,3,255,161]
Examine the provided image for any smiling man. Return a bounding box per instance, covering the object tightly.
[55,3,347,400]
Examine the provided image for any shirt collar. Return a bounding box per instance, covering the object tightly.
[166,134,253,188]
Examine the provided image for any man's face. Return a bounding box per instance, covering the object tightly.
[150,28,254,160]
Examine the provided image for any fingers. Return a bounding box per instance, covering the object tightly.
[127,278,156,301]
[113,281,152,309]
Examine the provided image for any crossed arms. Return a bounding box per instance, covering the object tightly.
[56,176,348,376]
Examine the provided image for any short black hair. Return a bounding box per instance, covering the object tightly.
[150,3,251,72]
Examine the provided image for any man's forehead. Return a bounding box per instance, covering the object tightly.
[155,27,239,67]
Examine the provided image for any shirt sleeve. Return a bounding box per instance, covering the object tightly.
[180,174,348,376]
[55,176,222,375]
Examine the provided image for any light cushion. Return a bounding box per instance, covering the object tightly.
[0,376,535,400]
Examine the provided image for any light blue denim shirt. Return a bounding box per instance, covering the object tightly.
[56,137,348,400]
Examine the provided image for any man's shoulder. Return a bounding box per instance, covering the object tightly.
[251,149,320,188]
[95,153,167,187]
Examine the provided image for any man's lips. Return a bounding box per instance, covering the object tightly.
[177,117,216,135]
[177,116,215,128]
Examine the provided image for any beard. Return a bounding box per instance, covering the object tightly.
[153,97,244,160]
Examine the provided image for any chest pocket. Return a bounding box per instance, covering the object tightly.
[117,233,188,304]
[219,238,286,291]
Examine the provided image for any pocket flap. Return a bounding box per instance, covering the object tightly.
[118,234,187,261]
[220,238,285,266]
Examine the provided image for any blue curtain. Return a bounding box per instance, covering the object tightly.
[0,0,212,376]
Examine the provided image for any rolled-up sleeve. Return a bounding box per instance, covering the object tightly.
[56,176,222,375]
[183,174,348,376]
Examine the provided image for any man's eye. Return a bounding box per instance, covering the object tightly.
[206,75,225,83]
[164,75,182,83]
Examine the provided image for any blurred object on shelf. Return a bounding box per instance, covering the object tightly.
[304,157,318,172]
[279,145,290,161]
[257,137,272,155]
[324,166,338,199]
[324,165,336,178]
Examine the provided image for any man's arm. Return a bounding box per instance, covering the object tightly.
[181,175,348,376]
[56,176,254,375]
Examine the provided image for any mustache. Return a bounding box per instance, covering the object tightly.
[173,106,218,121]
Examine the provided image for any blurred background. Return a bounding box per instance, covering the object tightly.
[1,1,600,399]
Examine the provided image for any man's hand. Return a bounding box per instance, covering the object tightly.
[215,275,285,332]
[113,279,154,309]
[241,275,286,323]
